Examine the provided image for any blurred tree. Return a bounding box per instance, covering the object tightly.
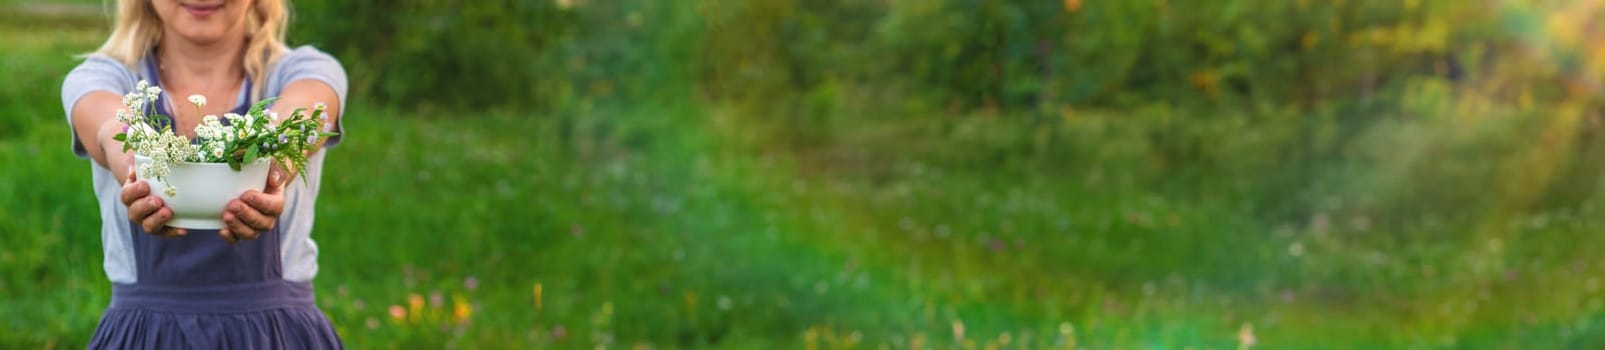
[290,0,575,109]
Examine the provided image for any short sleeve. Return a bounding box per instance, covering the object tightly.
[61,55,137,158]
[268,46,349,147]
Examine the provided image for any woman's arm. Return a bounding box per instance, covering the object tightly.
[68,90,188,237]
[270,79,343,155]
[222,46,347,242]
[68,91,132,182]
[222,78,341,242]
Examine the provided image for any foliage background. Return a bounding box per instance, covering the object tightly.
[3,0,1605,348]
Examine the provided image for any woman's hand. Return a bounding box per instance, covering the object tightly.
[121,160,187,237]
[220,164,287,244]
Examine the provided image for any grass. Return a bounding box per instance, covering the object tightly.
[5,3,1605,349]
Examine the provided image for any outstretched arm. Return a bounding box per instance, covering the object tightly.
[271,79,343,157]
[67,85,185,238]
[68,91,133,182]
[222,78,342,242]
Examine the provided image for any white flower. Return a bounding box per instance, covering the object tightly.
[123,93,146,113]
[314,103,330,122]
[119,80,210,196]
[137,162,168,179]
[188,94,207,108]
[212,148,224,159]
[201,115,220,136]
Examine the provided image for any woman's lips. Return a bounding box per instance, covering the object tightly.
[183,4,223,17]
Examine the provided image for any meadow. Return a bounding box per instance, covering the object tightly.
[4,0,1605,348]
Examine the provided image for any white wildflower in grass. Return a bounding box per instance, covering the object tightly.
[113,79,340,195]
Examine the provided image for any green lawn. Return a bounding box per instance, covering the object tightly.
[5,3,1605,349]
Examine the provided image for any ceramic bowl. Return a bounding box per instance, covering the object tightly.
[135,155,271,230]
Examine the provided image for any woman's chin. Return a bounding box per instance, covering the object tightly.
[171,30,233,46]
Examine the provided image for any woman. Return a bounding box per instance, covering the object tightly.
[61,0,346,348]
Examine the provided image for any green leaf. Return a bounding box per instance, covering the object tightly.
[113,133,126,142]
[247,97,279,116]
[244,144,260,165]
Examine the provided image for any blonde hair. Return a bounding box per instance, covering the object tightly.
[94,0,289,100]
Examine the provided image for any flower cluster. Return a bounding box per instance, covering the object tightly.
[115,81,193,196]
[114,79,338,196]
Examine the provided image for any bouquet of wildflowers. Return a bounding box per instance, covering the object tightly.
[115,80,337,196]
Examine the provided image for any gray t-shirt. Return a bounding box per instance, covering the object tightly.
[61,46,347,284]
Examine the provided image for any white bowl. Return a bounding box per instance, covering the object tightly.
[135,155,271,230]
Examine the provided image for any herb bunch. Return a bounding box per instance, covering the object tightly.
[114,79,338,195]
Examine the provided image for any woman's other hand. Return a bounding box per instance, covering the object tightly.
[121,159,187,237]
[220,164,287,244]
